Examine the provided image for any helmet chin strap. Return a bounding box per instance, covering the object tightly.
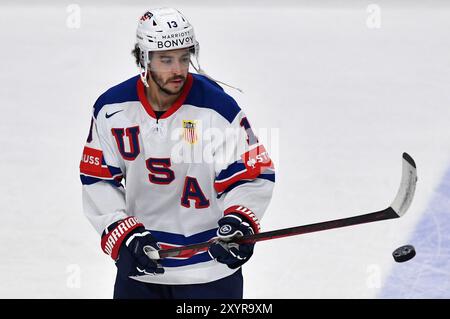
[139,67,150,88]
[139,47,152,88]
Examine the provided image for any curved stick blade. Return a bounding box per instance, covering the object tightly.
[390,152,418,217]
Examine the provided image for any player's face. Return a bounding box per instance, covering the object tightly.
[148,48,190,95]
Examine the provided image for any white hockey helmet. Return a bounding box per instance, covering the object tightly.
[135,8,242,92]
[136,8,200,86]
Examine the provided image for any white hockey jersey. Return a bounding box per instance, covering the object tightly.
[80,73,275,285]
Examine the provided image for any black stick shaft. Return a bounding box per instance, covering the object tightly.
[158,207,398,259]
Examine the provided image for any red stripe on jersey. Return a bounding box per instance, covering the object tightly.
[214,169,250,193]
[159,243,208,259]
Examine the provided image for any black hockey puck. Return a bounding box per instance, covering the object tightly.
[392,245,416,262]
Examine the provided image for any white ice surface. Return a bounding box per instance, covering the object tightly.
[0,1,449,298]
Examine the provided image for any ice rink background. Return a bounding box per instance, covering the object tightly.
[0,0,449,298]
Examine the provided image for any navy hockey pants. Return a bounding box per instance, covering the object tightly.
[113,268,243,299]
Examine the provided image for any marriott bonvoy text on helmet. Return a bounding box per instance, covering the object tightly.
[158,34,195,49]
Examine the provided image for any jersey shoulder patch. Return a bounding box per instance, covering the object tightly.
[93,75,140,119]
[186,74,241,123]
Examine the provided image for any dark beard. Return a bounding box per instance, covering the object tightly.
[149,70,185,95]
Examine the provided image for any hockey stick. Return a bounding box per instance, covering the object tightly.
[153,152,417,259]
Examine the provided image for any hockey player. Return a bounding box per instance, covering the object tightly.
[80,7,275,299]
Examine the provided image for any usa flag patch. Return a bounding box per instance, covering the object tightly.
[182,120,198,144]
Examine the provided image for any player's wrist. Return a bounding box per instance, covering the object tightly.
[101,216,144,260]
[223,205,260,234]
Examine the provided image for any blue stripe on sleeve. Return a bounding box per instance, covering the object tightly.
[216,170,275,198]
[216,161,247,182]
[80,175,123,187]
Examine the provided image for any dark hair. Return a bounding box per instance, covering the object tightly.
[132,43,141,66]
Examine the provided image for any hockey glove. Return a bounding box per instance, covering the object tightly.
[101,216,164,279]
[208,206,260,269]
